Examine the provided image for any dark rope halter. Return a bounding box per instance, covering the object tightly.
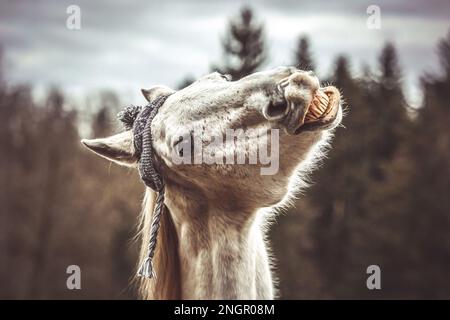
[117,93,172,279]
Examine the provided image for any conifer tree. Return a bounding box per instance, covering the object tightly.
[294,36,315,72]
[214,7,266,80]
[371,42,408,171]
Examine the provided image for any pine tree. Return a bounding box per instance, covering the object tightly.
[214,7,266,80]
[294,36,315,72]
[403,30,450,298]
[333,56,354,88]
[379,42,401,87]
[370,42,408,172]
[438,30,450,81]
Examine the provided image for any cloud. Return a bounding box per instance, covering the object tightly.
[0,0,449,106]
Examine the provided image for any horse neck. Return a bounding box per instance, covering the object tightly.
[165,185,274,299]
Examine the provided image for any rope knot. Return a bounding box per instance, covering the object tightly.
[137,257,156,279]
[117,105,142,130]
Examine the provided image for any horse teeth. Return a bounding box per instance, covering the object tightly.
[303,89,330,123]
[317,101,326,111]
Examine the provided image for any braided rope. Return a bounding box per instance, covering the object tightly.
[118,93,172,279]
[137,189,165,278]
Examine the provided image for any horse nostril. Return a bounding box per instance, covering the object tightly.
[263,99,289,120]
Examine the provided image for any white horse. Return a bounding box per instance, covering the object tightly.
[82,67,343,299]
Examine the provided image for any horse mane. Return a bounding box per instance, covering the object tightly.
[135,189,181,299]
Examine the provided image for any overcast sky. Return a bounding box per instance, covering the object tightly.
[1,0,449,106]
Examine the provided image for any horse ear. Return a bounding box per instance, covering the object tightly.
[141,85,175,102]
[81,130,137,167]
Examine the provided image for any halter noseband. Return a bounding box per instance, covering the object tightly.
[117,93,172,279]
